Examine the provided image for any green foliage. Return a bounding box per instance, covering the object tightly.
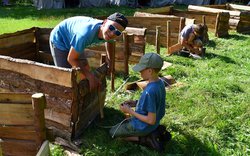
[0,5,249,156]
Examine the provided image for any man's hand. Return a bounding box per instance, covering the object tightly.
[86,73,101,92]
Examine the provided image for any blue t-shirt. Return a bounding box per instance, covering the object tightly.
[131,79,166,133]
[50,16,104,53]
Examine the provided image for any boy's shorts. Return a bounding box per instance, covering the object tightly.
[109,119,148,138]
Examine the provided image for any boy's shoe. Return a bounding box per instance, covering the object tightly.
[139,130,164,152]
[157,125,172,143]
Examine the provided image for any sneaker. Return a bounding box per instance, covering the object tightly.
[139,130,163,152]
[157,125,172,144]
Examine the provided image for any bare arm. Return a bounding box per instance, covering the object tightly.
[120,104,156,125]
[68,46,100,91]
[105,41,115,67]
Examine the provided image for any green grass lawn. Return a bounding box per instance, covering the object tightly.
[1,4,249,156]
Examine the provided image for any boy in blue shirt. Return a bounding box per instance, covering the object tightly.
[110,53,169,151]
[49,12,128,91]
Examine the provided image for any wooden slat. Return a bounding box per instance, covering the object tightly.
[0,126,36,140]
[0,32,35,48]
[229,4,250,12]
[44,109,71,128]
[0,103,33,125]
[188,5,240,16]
[125,27,147,36]
[0,42,35,56]
[0,55,73,87]
[2,139,37,156]
[0,93,31,103]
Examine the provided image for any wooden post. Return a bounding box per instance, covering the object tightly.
[178,17,185,43]
[32,93,46,148]
[70,68,79,138]
[111,41,115,92]
[167,20,171,53]
[0,139,2,156]
[215,12,221,37]
[202,15,206,25]
[155,26,161,54]
[123,31,129,76]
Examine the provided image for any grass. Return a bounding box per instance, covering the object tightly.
[0,4,249,156]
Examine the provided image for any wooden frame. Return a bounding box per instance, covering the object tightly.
[189,4,250,34]
[0,93,50,156]
[0,27,107,141]
[138,5,230,37]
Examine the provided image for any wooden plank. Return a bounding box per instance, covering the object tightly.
[0,42,35,56]
[0,55,72,87]
[0,92,31,103]
[44,109,71,128]
[134,11,176,18]
[0,103,33,125]
[127,16,180,47]
[125,27,147,36]
[2,139,37,156]
[0,32,35,48]
[188,5,240,16]
[0,126,36,140]
[229,4,250,12]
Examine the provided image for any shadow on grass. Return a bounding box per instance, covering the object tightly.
[224,34,248,40]
[205,52,237,64]
[76,107,221,155]
[167,125,221,155]
[206,40,216,48]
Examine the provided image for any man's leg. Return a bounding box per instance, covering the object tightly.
[50,42,71,68]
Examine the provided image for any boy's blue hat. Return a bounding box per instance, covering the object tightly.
[133,53,163,72]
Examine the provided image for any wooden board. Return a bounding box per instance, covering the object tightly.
[0,55,72,87]
[229,4,250,12]
[2,139,37,156]
[0,103,33,125]
[0,92,31,103]
[0,126,36,140]
[127,16,181,47]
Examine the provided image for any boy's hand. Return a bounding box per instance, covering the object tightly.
[122,100,137,107]
[120,103,131,114]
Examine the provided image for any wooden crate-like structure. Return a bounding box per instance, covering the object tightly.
[0,93,50,156]
[188,4,250,34]
[140,5,230,38]
[127,16,182,48]
[0,27,107,141]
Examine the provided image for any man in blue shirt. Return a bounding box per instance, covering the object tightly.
[49,12,128,91]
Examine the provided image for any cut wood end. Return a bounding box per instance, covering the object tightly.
[32,93,44,98]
